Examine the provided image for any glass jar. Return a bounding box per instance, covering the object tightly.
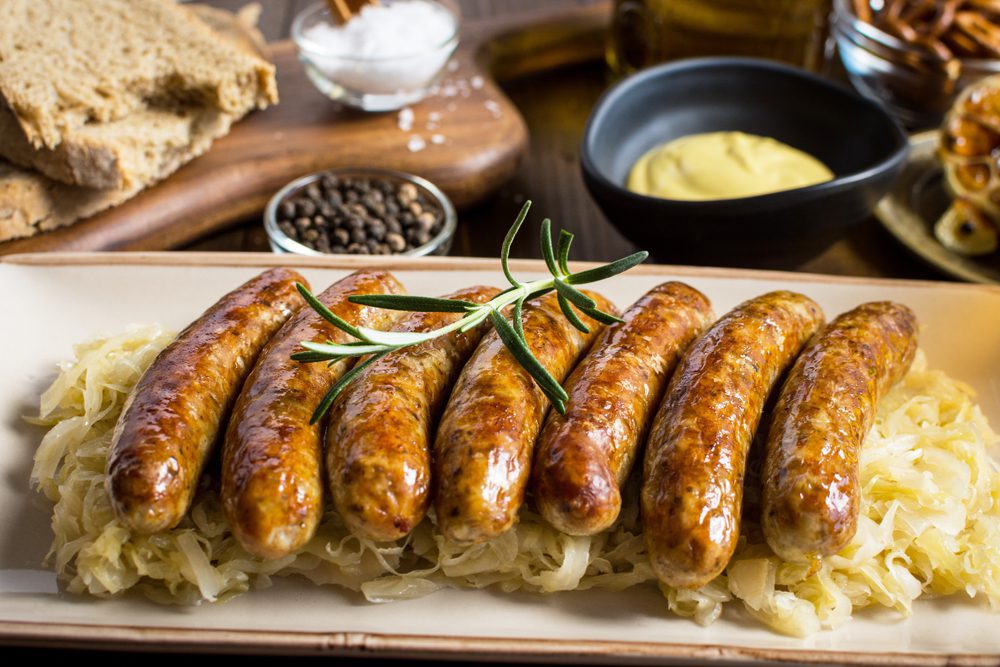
[607,0,832,77]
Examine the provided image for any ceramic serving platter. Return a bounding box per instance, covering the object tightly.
[876,131,1000,286]
[1,253,999,664]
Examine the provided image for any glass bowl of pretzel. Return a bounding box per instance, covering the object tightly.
[834,0,1000,128]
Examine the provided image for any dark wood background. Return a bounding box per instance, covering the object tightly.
[190,0,937,280]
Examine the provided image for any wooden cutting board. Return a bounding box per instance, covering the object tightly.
[0,6,609,255]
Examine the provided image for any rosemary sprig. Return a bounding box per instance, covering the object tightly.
[295,201,648,423]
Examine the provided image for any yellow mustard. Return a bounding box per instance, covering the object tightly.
[626,131,834,201]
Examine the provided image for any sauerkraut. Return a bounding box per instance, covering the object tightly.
[31,328,1000,635]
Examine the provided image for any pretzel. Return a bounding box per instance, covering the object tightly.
[854,0,1000,69]
[954,10,1000,55]
[853,0,873,22]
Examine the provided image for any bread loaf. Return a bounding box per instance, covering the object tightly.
[0,0,277,150]
[0,108,232,242]
[0,3,270,243]
[0,2,271,190]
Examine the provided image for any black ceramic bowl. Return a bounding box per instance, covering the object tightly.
[580,58,909,267]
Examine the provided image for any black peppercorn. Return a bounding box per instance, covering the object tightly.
[273,173,448,255]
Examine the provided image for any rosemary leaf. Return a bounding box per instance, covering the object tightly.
[556,230,574,275]
[557,293,590,334]
[579,305,625,326]
[512,297,525,341]
[489,309,569,405]
[310,352,388,424]
[500,200,531,287]
[540,218,559,276]
[296,283,366,340]
[525,286,555,301]
[354,326,437,346]
[459,309,490,333]
[300,341,387,357]
[349,294,475,312]
[553,279,596,310]
[290,350,338,363]
[565,251,650,285]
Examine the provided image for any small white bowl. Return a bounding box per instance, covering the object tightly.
[292,0,460,111]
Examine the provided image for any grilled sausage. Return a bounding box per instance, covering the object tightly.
[222,270,405,559]
[762,301,918,562]
[326,285,501,542]
[106,267,306,534]
[642,291,824,589]
[532,282,713,536]
[434,290,617,545]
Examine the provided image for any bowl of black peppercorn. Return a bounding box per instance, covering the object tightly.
[265,168,457,257]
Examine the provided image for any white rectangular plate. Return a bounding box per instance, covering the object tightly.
[1,253,999,664]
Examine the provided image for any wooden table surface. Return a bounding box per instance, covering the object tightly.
[192,0,940,281]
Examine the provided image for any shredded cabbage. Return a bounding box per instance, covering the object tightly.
[32,330,1000,636]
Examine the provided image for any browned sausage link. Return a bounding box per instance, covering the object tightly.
[222,270,405,559]
[642,291,824,589]
[434,290,618,545]
[762,302,918,562]
[106,268,307,534]
[326,285,501,542]
[532,282,714,536]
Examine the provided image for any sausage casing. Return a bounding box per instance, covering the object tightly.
[642,290,824,588]
[221,269,405,559]
[762,301,918,562]
[532,282,713,536]
[106,267,306,534]
[434,290,617,545]
[326,285,501,542]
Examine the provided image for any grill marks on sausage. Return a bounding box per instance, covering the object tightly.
[221,269,406,559]
[762,302,918,562]
[641,291,825,589]
[106,267,307,534]
[325,285,501,542]
[532,282,714,536]
[434,291,618,545]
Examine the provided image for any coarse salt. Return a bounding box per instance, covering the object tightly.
[398,107,415,131]
[408,135,427,152]
[302,1,457,95]
[431,134,446,145]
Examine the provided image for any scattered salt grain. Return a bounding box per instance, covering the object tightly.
[302,0,457,95]
[484,99,502,118]
[428,112,441,122]
[447,60,460,72]
[398,107,415,131]
[408,135,427,152]
[431,134,446,145]
[470,75,484,89]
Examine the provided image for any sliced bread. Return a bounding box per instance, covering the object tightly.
[0,2,269,190]
[0,0,277,149]
[0,106,232,242]
[0,105,234,190]
[0,161,139,243]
